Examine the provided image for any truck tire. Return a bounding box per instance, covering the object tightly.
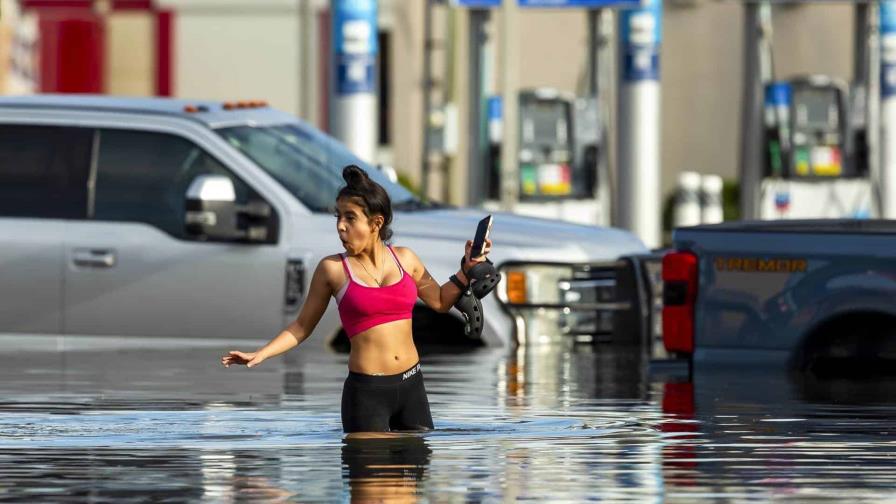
[793,312,896,377]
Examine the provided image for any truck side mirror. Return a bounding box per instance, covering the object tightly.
[184,174,272,242]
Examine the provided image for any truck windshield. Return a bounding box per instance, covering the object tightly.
[217,123,417,212]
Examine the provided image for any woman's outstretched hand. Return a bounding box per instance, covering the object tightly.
[463,238,493,273]
[221,350,265,368]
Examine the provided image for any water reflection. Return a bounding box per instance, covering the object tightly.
[0,336,895,501]
[498,342,650,405]
[667,366,896,500]
[342,435,431,503]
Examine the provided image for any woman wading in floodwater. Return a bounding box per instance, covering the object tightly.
[221,165,491,433]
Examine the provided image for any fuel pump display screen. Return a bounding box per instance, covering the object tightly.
[791,85,844,177]
[795,88,839,129]
[524,101,569,144]
[518,98,574,198]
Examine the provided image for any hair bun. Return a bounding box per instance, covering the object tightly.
[337,164,393,242]
[342,164,370,188]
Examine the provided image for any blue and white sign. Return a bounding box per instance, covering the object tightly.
[453,0,640,7]
[451,0,501,6]
[333,0,378,95]
[881,1,896,98]
[519,0,638,7]
[487,95,502,121]
[764,81,792,108]
[619,0,662,82]
[487,96,503,143]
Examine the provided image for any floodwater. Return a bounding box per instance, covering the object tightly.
[0,335,894,502]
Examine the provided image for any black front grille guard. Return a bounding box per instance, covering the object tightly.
[492,253,665,346]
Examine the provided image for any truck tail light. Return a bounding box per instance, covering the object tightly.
[662,250,698,354]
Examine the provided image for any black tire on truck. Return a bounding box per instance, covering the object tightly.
[792,311,896,378]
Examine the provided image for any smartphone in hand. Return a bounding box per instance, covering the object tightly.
[470,215,493,259]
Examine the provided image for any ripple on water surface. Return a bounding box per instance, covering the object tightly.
[1,340,895,502]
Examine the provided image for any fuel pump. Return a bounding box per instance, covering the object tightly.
[764,77,855,179]
[743,2,879,220]
[518,90,576,198]
[484,88,607,225]
[759,76,873,219]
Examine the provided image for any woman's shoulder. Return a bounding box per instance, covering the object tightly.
[315,254,348,286]
[389,245,422,269]
[316,254,345,273]
[389,244,416,258]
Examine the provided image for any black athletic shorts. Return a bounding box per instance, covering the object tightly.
[341,362,434,433]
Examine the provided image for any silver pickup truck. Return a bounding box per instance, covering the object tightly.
[662,220,896,374]
[0,95,653,350]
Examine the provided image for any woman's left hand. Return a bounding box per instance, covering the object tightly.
[463,238,492,273]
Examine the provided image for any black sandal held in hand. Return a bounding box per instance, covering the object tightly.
[451,257,501,339]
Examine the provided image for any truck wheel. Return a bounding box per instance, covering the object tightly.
[794,312,896,378]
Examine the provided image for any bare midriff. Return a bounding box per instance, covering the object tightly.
[348,319,419,375]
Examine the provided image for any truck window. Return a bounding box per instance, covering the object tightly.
[0,124,91,219]
[218,123,416,212]
[93,129,254,239]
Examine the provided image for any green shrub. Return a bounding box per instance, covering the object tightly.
[660,177,741,246]
[397,173,423,198]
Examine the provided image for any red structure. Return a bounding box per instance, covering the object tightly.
[21,0,173,95]
[155,9,172,96]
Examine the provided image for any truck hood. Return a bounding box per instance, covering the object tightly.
[391,208,648,263]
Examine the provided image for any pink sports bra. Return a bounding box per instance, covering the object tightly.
[335,245,417,338]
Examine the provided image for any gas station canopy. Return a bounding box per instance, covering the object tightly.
[451,0,639,7]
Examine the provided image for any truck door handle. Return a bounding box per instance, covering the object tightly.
[72,249,117,268]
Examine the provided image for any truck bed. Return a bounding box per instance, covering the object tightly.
[681,219,896,235]
[666,218,896,374]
